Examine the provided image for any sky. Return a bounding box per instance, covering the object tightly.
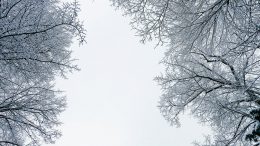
[47,0,211,146]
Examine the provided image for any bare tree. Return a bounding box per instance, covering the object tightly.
[0,0,85,145]
[0,80,66,146]
[111,0,260,145]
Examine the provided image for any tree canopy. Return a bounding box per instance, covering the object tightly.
[111,0,260,145]
[0,0,85,145]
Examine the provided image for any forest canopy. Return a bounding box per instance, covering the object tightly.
[111,0,260,145]
[0,0,85,145]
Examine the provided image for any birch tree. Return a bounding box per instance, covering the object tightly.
[0,0,85,145]
[111,0,260,145]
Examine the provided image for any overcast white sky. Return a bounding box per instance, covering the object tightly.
[47,0,211,146]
